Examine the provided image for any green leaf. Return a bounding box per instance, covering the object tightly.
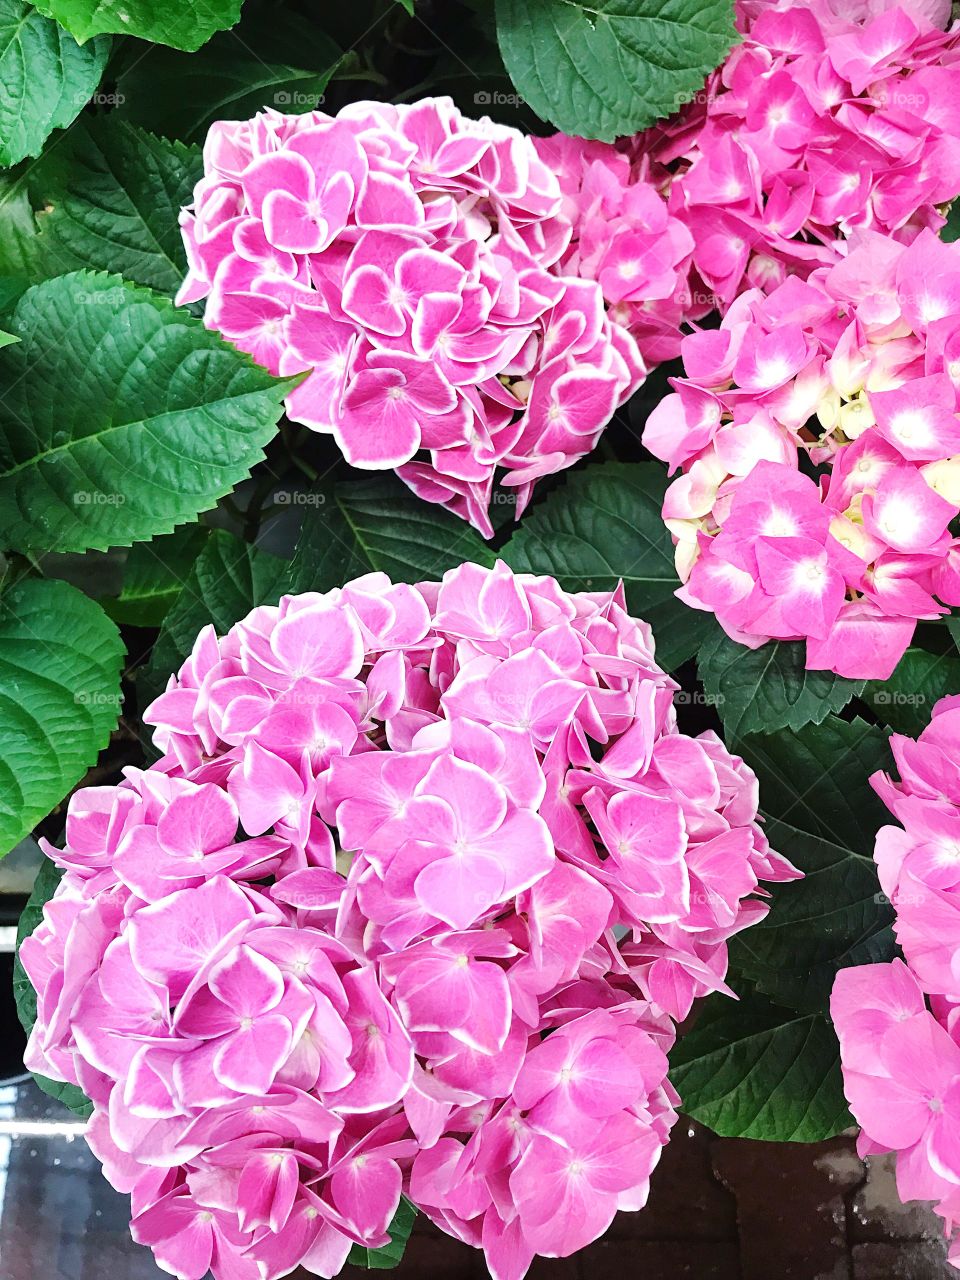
[669,988,851,1142]
[348,1197,417,1269]
[495,0,737,140]
[0,327,16,347]
[0,274,30,313]
[287,476,496,594]
[947,613,960,651]
[34,0,241,52]
[14,857,93,1117]
[729,827,895,1014]
[0,169,47,276]
[863,646,960,736]
[728,716,895,1012]
[503,462,713,671]
[0,270,294,553]
[698,631,863,738]
[115,12,343,143]
[410,45,536,132]
[943,199,960,244]
[0,577,124,856]
[142,529,291,705]
[0,119,201,292]
[102,525,209,627]
[0,0,110,166]
[740,715,892,854]
[35,547,126,600]
[393,0,415,12]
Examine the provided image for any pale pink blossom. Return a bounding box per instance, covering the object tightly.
[647,231,960,678]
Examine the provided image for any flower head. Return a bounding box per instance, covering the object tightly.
[833,697,960,1253]
[645,230,960,678]
[180,99,643,537]
[540,0,960,367]
[21,562,795,1279]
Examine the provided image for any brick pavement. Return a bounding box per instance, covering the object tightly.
[336,1124,953,1280]
[0,1078,951,1279]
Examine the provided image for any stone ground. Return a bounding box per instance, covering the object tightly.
[339,1124,953,1280]
[0,1080,952,1279]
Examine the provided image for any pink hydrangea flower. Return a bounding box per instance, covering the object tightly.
[20,562,797,1280]
[645,0,960,303]
[534,134,698,365]
[178,98,644,537]
[537,0,960,366]
[642,229,960,679]
[832,695,960,1262]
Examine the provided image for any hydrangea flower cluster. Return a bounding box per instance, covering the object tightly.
[534,134,697,367]
[538,0,960,364]
[642,228,960,680]
[177,97,643,537]
[832,694,960,1269]
[646,0,960,308]
[20,562,796,1280]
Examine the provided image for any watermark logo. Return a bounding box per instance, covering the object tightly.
[76,90,125,107]
[878,84,929,113]
[673,86,718,110]
[74,287,127,307]
[674,690,725,707]
[75,690,123,707]
[676,287,719,311]
[73,490,126,506]
[872,690,927,708]
[274,490,327,507]
[874,890,925,907]
[273,90,326,108]
[474,90,525,108]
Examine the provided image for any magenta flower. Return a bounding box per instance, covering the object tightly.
[20,563,797,1280]
[510,1112,662,1256]
[534,133,696,366]
[536,0,960,370]
[832,697,960,1259]
[644,229,960,679]
[179,99,643,536]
